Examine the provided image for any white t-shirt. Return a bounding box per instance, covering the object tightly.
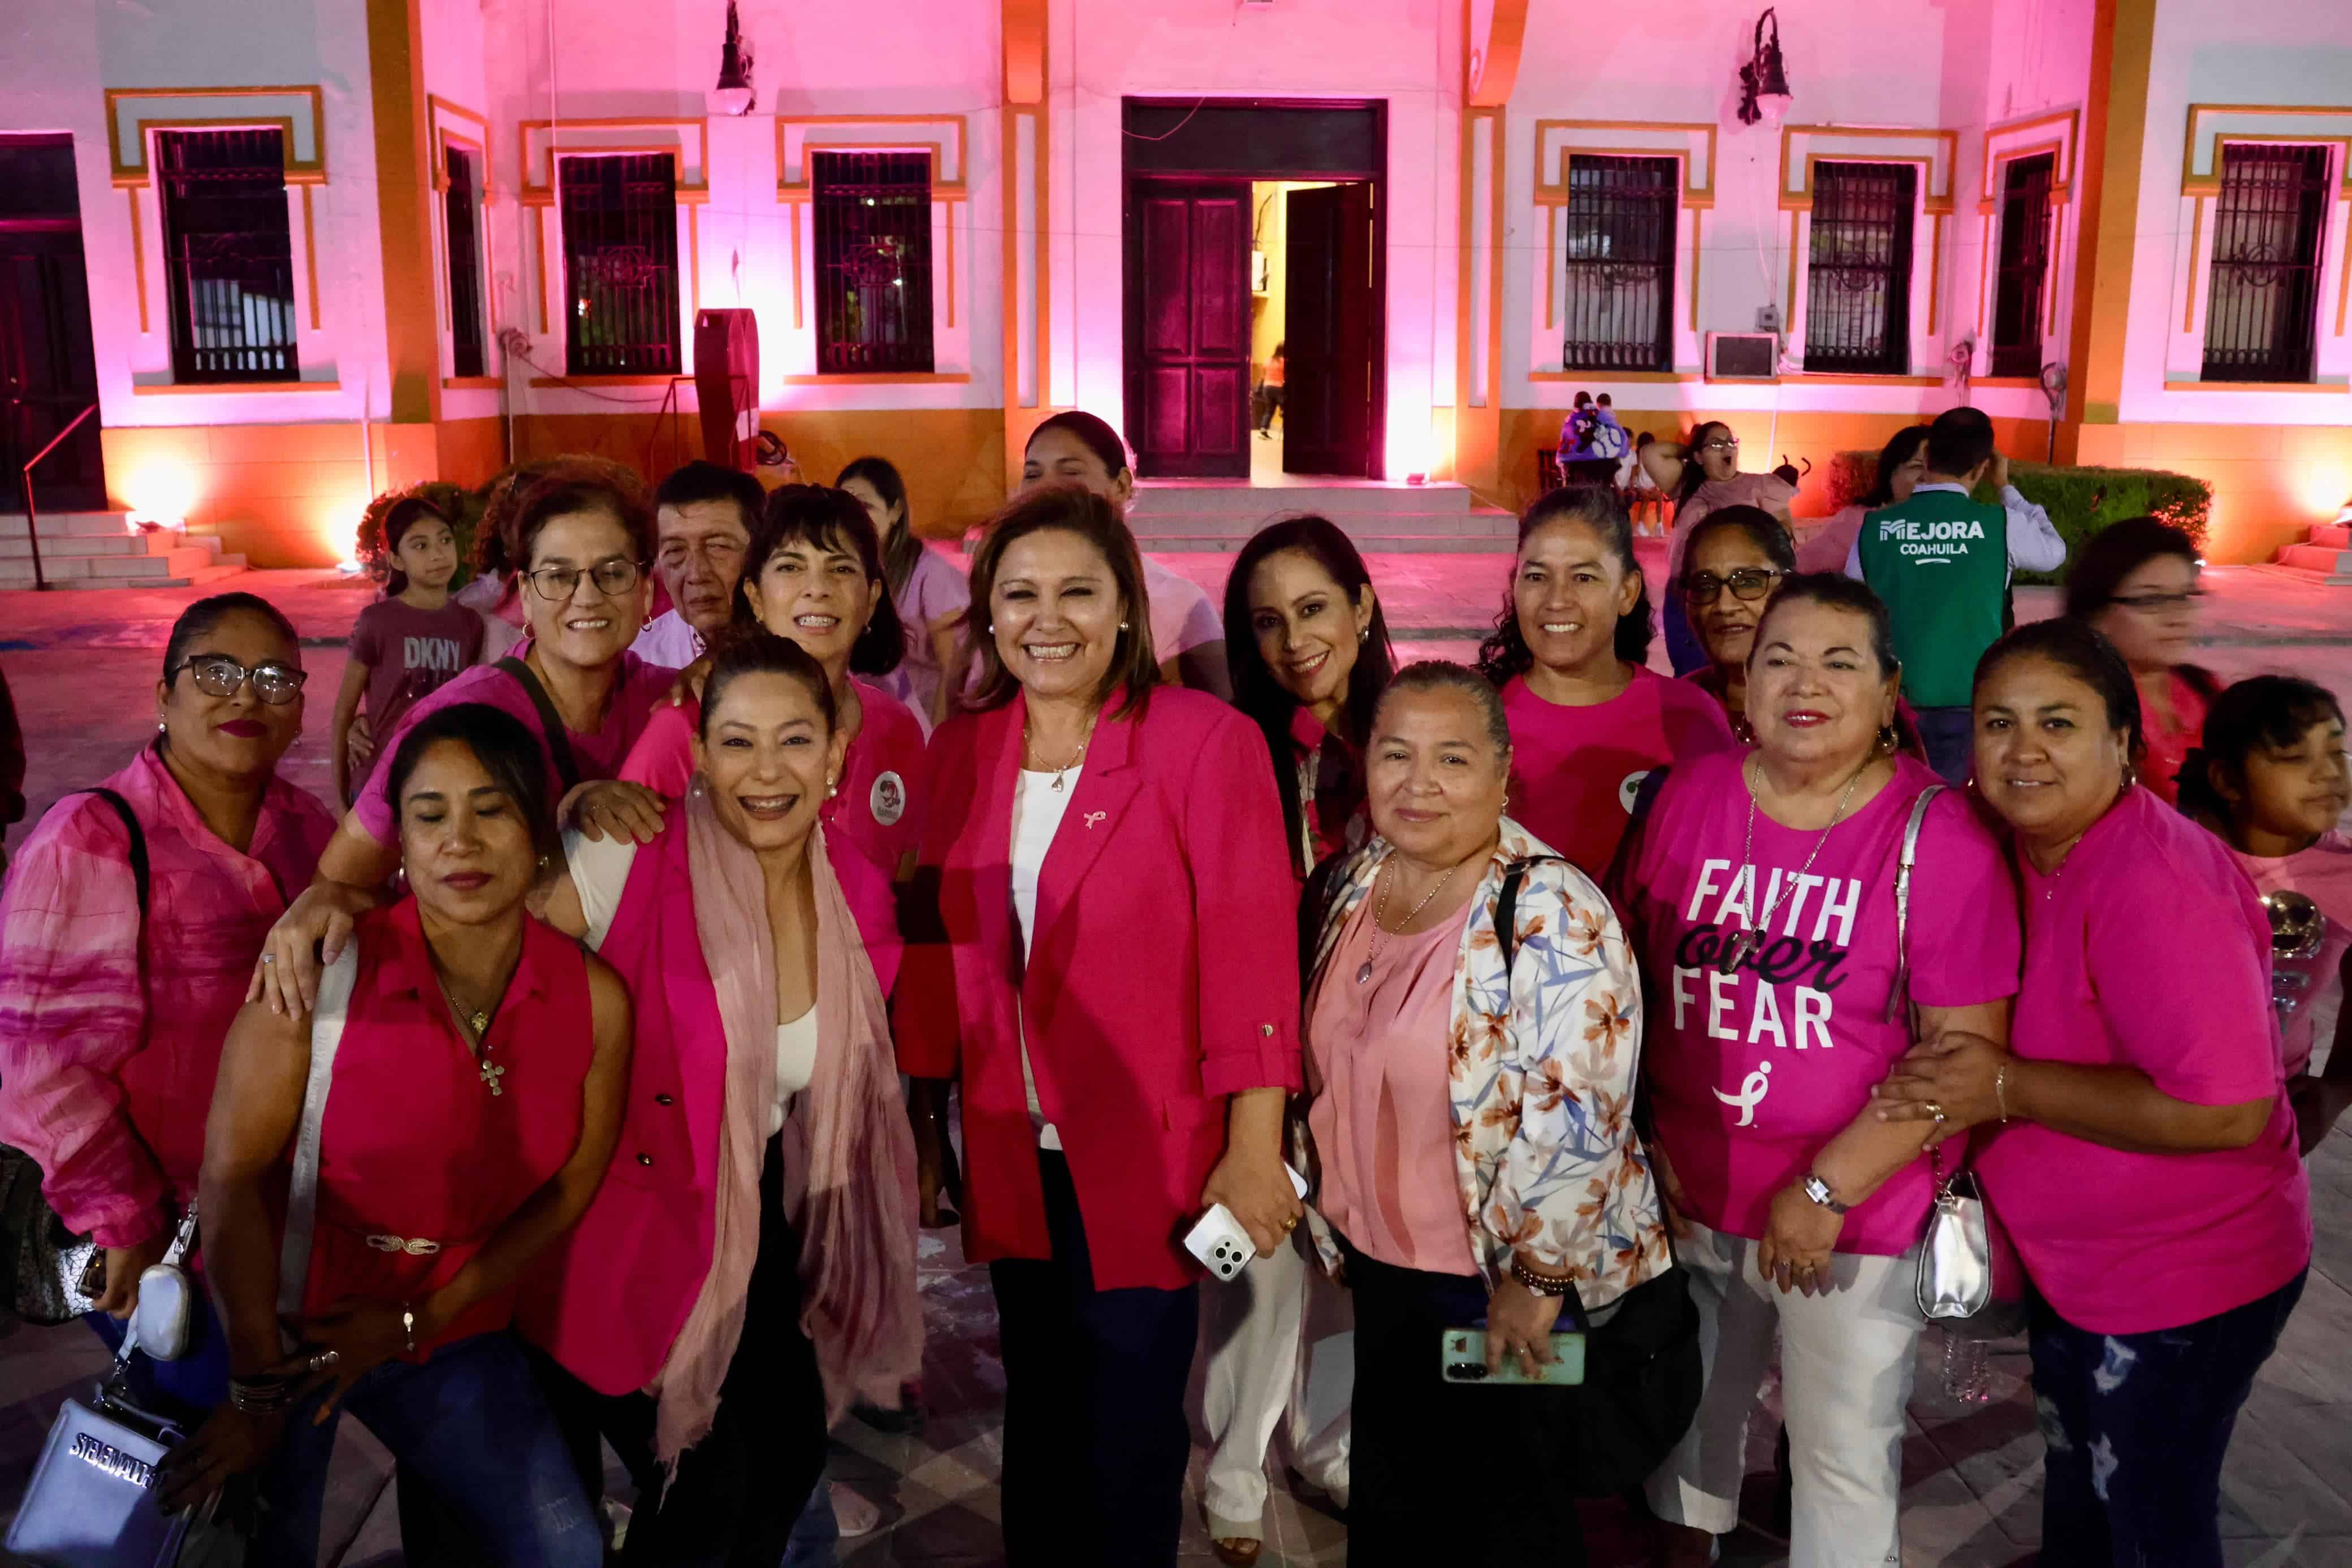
[630,609,706,670]
[1009,765,1080,1150]
[566,828,815,1135]
[1139,555,1222,665]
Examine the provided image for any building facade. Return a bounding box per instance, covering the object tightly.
[3,0,2348,567]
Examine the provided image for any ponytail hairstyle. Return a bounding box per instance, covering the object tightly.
[1973,617,2145,762]
[2176,674,2346,827]
[1677,421,1735,504]
[1476,486,1653,686]
[360,490,456,596]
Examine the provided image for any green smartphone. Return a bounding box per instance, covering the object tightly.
[1439,1328,1586,1388]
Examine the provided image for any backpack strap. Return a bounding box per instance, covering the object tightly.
[1882,784,1946,1023]
[81,788,149,921]
[496,656,582,795]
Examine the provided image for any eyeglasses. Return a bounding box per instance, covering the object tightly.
[521,559,645,601]
[170,655,308,704]
[1699,439,1740,454]
[2108,589,2206,613]
[1684,567,1784,605]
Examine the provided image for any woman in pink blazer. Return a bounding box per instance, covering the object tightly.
[900,484,1303,1567]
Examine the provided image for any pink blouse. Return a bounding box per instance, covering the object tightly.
[0,745,337,1248]
[1305,896,1479,1276]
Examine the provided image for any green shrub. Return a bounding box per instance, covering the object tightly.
[1824,453,2212,585]
[356,480,487,591]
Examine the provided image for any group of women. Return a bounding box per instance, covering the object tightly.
[0,406,2337,1568]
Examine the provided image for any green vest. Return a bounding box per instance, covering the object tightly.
[1854,487,2009,708]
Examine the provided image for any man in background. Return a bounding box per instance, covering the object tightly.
[633,460,766,668]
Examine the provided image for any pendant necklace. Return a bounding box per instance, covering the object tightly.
[1024,712,1099,793]
[1359,857,1462,985]
[1718,753,1871,976]
[433,965,509,1096]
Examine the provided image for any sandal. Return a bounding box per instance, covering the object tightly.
[1211,1537,1262,1567]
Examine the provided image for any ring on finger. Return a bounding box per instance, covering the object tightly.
[262,954,276,965]
[308,1349,340,1373]
[1923,1099,1946,1123]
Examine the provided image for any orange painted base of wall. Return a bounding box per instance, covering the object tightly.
[2071,423,2352,565]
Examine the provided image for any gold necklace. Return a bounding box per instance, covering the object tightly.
[1357,857,1464,985]
[1024,712,1100,792]
[431,966,508,1097]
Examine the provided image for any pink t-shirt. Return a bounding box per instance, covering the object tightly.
[1973,788,2312,1333]
[1502,666,1739,879]
[1304,898,1478,1276]
[2230,830,2352,1080]
[1614,750,2021,1255]
[354,648,679,843]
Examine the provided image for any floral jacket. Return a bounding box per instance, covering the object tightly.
[1300,818,1668,1309]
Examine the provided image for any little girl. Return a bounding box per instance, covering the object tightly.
[2180,674,2352,1153]
[331,493,487,804]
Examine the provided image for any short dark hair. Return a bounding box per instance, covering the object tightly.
[1225,516,1397,862]
[654,460,765,536]
[2176,675,2345,822]
[1972,617,2144,758]
[1862,426,1931,508]
[699,629,838,741]
[163,591,301,686]
[2061,516,2199,620]
[1680,504,1796,584]
[964,484,1160,719]
[503,462,656,575]
[1380,660,1513,760]
[384,701,560,865]
[1924,406,1996,479]
[836,455,921,596]
[473,456,642,578]
[1476,486,1654,686]
[1025,411,1131,482]
[1752,571,1899,677]
[732,484,906,678]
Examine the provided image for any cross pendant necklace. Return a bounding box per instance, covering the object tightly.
[434,967,508,1097]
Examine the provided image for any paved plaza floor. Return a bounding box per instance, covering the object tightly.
[2,555,2348,1565]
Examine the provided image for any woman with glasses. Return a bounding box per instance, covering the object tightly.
[2060,517,2216,806]
[0,593,338,1424]
[253,462,675,999]
[1678,505,1796,737]
[1639,422,1797,675]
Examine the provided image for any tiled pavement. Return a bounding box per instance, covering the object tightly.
[5,557,2352,1565]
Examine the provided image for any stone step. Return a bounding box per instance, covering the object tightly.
[2276,542,2352,580]
[1130,480,1473,518]
[1130,508,1514,541]
[2307,521,2350,551]
[0,543,244,591]
[0,510,141,540]
[0,528,210,563]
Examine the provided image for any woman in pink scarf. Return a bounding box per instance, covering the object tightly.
[256,631,920,1562]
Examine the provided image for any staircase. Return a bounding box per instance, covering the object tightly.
[2269,518,2352,586]
[0,511,247,591]
[1126,479,1517,553]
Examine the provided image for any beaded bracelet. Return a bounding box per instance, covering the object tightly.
[1508,1254,1578,1299]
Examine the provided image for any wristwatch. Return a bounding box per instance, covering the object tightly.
[1801,1173,1851,1215]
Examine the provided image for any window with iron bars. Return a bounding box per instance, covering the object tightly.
[1804,162,1916,376]
[1989,153,2055,379]
[157,128,299,383]
[560,153,681,377]
[812,152,935,375]
[1559,155,1677,372]
[444,145,488,379]
[2202,144,2330,384]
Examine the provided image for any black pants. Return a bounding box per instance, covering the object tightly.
[989,1151,1200,1567]
[533,1133,828,1568]
[1256,384,1285,432]
[1339,1231,1590,1568]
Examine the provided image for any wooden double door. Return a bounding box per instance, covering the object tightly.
[0,137,105,513]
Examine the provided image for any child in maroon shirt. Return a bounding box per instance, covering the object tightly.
[332,495,486,804]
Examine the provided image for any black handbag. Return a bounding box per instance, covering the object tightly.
[3,788,149,1328]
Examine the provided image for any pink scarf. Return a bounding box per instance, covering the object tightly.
[652,782,924,1466]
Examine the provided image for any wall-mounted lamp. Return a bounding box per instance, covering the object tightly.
[714,0,756,116]
[1737,9,1792,127]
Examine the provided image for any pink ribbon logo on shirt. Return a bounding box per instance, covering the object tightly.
[1083,811,1106,830]
[1713,1060,1773,1127]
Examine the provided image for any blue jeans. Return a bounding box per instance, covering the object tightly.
[780,1482,839,1567]
[85,1285,231,1432]
[1912,704,1975,784]
[2029,1270,2306,1568]
[255,1330,600,1568]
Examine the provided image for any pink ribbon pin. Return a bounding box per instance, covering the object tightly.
[1083,810,1107,830]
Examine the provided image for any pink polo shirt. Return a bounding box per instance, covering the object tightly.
[2230,830,2352,1080]
[1614,750,2021,1255]
[1973,787,2312,1333]
[352,647,678,844]
[0,745,336,1247]
[1502,666,1739,879]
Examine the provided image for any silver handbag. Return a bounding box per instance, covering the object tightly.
[1916,1149,1994,1321]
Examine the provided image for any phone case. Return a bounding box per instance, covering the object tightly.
[1439,1328,1586,1387]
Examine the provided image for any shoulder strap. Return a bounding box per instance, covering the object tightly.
[277,946,360,1331]
[1882,784,1946,1023]
[496,656,582,794]
[1495,855,1570,972]
[83,788,149,920]
[1298,847,1356,989]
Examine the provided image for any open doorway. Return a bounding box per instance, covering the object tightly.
[1123,100,1386,480]
[0,136,106,514]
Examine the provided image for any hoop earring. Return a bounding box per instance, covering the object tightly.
[1874,724,1897,757]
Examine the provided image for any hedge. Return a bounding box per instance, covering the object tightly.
[1823,452,2212,584]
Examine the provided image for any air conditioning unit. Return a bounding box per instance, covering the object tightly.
[1705,331,1779,383]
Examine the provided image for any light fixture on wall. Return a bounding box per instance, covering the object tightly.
[713,0,756,116]
[1736,9,1792,127]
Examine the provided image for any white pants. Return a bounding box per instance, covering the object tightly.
[1190,1225,1354,1539]
[1644,1220,1925,1568]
